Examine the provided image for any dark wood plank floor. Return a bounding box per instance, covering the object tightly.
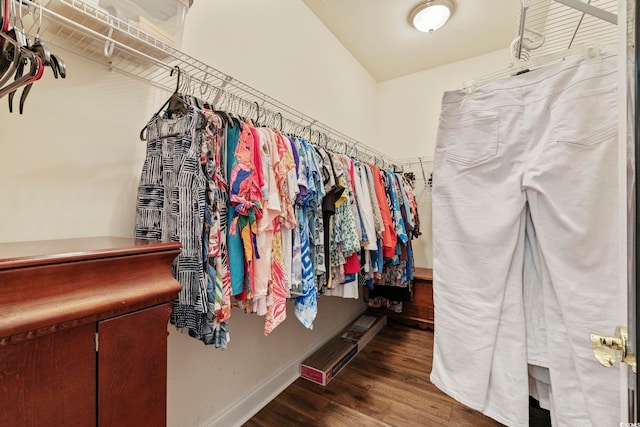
[243,320,504,427]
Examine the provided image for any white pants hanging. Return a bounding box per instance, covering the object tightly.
[431,49,620,427]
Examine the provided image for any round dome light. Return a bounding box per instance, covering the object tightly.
[410,0,455,33]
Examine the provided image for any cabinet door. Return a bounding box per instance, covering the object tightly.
[0,323,96,427]
[98,304,171,427]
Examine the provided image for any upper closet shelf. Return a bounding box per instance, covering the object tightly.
[19,0,400,169]
[515,0,629,62]
[465,0,631,91]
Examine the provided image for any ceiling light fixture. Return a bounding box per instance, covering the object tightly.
[410,0,455,33]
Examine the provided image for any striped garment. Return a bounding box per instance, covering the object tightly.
[135,107,208,334]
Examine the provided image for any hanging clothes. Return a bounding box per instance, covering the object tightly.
[402,175,421,240]
[293,138,320,329]
[308,144,327,292]
[229,124,264,303]
[135,107,208,335]
[354,163,377,252]
[200,110,231,346]
[317,148,345,290]
[264,130,297,335]
[341,155,363,277]
[134,99,419,344]
[226,121,245,299]
[252,128,281,316]
[431,49,619,427]
[328,152,360,286]
[370,165,396,258]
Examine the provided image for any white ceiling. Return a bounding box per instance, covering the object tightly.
[302,0,521,82]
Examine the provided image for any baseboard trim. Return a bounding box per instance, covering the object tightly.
[205,359,299,427]
[203,309,367,427]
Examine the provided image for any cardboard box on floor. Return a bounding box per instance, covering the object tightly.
[300,314,386,386]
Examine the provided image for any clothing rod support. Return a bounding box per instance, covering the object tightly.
[554,0,617,24]
[516,0,530,59]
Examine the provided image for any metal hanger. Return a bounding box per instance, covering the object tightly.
[10,4,63,114]
[140,66,183,141]
[418,157,428,186]
[211,89,234,127]
[199,71,208,107]
[312,129,321,145]
[7,0,30,110]
[321,133,329,150]
[0,29,22,90]
[181,69,197,108]
[253,101,261,126]
[0,3,43,101]
[0,0,25,90]
[274,112,283,132]
[0,43,42,99]
[1,0,10,32]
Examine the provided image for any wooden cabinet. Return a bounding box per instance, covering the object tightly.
[1,322,97,426]
[0,237,181,427]
[371,267,434,330]
[98,305,173,426]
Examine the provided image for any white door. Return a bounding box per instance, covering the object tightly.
[589,1,637,422]
[618,0,635,420]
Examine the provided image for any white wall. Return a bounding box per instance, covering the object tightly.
[1,1,376,426]
[0,54,153,242]
[181,0,379,146]
[376,48,511,268]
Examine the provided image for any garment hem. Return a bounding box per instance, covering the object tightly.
[430,373,529,427]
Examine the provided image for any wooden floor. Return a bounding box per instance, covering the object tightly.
[243,320,504,427]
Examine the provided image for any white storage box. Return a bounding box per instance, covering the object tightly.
[34,0,191,63]
[99,0,190,47]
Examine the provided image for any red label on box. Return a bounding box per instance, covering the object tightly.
[300,365,324,384]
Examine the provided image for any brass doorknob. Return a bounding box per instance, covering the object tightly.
[590,326,636,373]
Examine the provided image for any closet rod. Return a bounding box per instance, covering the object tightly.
[400,156,434,166]
[21,0,401,170]
[209,91,393,168]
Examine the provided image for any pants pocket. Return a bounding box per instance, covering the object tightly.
[440,111,500,167]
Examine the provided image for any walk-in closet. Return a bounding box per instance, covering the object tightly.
[1,1,638,426]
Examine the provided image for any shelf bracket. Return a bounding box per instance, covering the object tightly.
[554,0,617,25]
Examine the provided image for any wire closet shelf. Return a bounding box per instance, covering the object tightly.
[466,0,633,90]
[17,0,401,170]
[517,0,625,60]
